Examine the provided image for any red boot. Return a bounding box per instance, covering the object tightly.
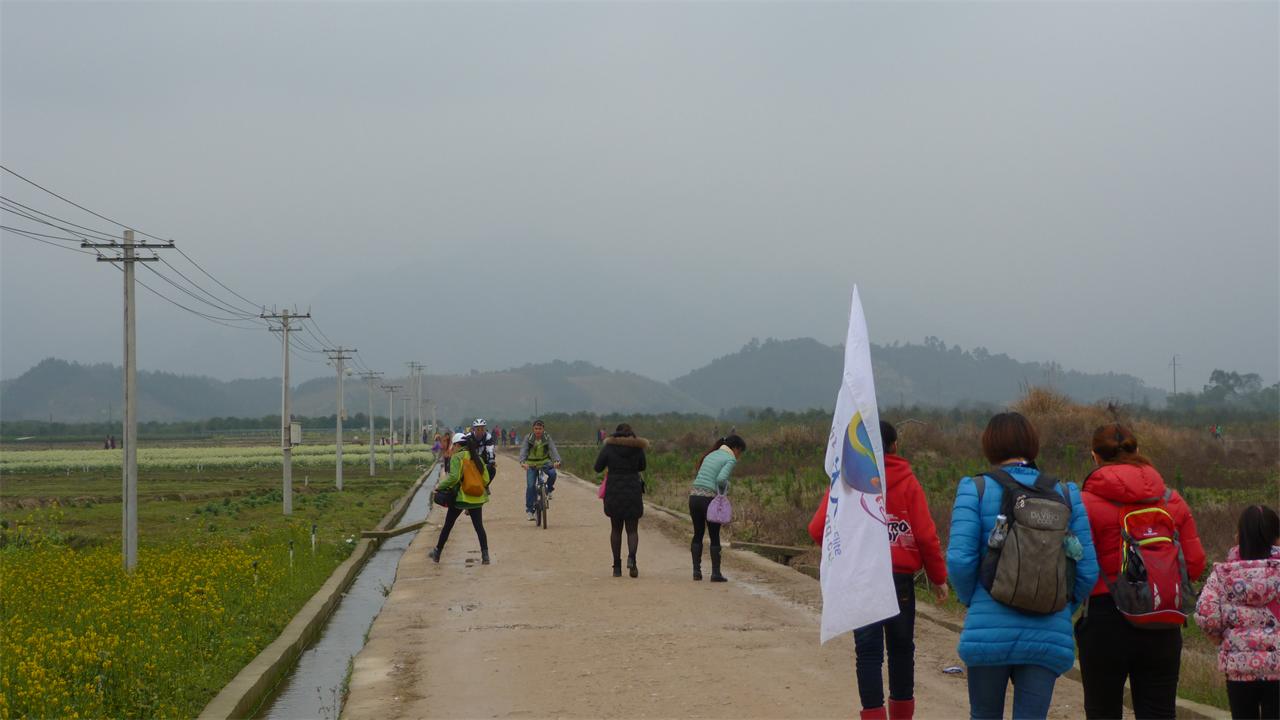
[859,707,887,720]
[887,698,915,720]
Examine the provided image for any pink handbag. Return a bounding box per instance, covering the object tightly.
[597,473,607,499]
[707,490,732,525]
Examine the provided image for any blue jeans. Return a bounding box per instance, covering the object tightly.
[967,664,1057,720]
[853,573,916,709]
[525,465,557,513]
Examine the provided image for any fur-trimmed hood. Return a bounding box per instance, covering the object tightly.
[605,436,649,449]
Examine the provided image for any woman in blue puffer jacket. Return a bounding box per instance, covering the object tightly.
[946,412,1099,720]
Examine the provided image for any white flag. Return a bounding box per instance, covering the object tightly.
[820,286,899,643]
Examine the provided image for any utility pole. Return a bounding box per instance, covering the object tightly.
[358,371,382,476]
[408,362,426,444]
[401,396,410,445]
[325,347,356,490]
[1169,355,1180,397]
[82,229,173,572]
[381,384,402,470]
[262,308,310,515]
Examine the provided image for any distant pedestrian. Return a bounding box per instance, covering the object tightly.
[689,434,746,583]
[103,436,110,450]
[594,423,648,578]
[807,421,947,720]
[109,435,116,449]
[1194,505,1280,720]
[596,427,605,445]
[428,433,491,565]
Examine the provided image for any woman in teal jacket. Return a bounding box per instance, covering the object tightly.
[429,433,492,565]
[946,413,1098,720]
[689,434,747,583]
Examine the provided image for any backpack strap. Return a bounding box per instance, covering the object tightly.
[983,467,1023,493]
[973,472,987,502]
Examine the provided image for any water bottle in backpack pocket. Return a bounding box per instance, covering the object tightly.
[1106,490,1196,629]
[975,469,1076,615]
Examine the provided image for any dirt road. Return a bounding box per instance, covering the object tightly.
[344,452,1088,719]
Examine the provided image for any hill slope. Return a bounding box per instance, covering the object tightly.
[671,337,1166,411]
[0,358,710,422]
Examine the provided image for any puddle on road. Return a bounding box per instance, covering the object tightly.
[259,465,439,720]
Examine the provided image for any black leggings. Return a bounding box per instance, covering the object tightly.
[688,494,721,547]
[610,517,639,563]
[436,506,487,552]
[1227,680,1280,720]
[1076,594,1182,719]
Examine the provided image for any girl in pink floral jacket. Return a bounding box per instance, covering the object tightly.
[1195,505,1280,720]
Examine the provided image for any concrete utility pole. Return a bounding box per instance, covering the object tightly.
[1169,355,1180,397]
[325,347,356,490]
[358,371,383,476]
[262,308,311,515]
[401,396,410,445]
[82,229,173,572]
[381,384,403,470]
[408,362,426,444]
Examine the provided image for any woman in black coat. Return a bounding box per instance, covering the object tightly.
[594,423,648,578]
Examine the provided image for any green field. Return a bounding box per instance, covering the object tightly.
[559,400,1278,712]
[0,446,430,719]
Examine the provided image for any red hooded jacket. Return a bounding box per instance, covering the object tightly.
[1081,462,1206,597]
[808,453,947,585]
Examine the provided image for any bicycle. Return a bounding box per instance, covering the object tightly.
[533,465,551,529]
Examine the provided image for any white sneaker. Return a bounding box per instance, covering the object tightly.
[527,512,535,521]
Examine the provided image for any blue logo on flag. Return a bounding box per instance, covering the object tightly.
[840,411,881,493]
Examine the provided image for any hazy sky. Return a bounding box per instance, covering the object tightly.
[2,1,1276,392]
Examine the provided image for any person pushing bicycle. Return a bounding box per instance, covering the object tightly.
[519,419,561,521]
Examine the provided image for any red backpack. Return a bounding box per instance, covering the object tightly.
[1107,489,1197,629]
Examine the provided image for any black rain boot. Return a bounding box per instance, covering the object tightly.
[691,541,703,581]
[612,559,622,577]
[481,549,490,565]
[627,554,638,578]
[428,547,441,563]
[709,546,727,582]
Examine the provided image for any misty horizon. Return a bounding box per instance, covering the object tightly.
[3,2,1276,394]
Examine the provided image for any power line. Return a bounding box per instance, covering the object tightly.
[154,255,261,319]
[2,226,102,256]
[172,245,263,314]
[0,165,167,242]
[138,262,264,323]
[0,223,85,243]
[0,198,121,243]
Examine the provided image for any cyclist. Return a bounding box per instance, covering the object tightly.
[519,419,562,521]
[470,418,497,482]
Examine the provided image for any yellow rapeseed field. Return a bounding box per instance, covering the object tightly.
[0,517,342,719]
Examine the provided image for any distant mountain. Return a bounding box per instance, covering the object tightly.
[0,358,710,423]
[671,337,1167,411]
[0,341,1165,422]
[0,358,280,422]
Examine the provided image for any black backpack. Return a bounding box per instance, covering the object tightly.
[974,468,1076,615]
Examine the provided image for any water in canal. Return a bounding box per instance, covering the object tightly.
[260,465,438,720]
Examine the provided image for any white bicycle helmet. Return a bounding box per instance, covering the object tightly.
[472,418,487,427]
[451,432,467,444]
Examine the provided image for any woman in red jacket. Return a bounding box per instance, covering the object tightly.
[809,421,948,720]
[1078,423,1206,720]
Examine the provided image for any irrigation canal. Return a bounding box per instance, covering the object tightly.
[259,464,439,720]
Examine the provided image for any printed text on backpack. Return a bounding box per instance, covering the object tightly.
[975,469,1076,615]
